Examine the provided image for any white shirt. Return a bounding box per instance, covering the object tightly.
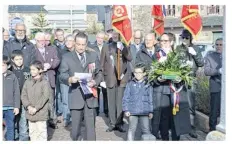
[76,51,86,62]
[98,44,103,53]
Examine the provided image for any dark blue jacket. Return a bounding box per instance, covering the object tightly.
[122,78,153,115]
[3,70,20,108]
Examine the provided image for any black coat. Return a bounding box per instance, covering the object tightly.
[152,50,191,136]
[3,36,36,67]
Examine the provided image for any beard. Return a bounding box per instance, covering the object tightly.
[16,35,25,40]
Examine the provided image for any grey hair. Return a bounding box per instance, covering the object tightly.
[215,38,223,42]
[15,23,26,30]
[96,31,105,37]
[35,32,45,40]
[65,34,74,42]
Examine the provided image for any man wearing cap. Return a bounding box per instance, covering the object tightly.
[175,29,204,138]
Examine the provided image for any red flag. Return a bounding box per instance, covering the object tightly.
[181,5,202,39]
[112,5,132,46]
[152,5,164,36]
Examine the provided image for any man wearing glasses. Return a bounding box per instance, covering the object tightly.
[3,23,36,67]
[130,30,144,65]
[204,38,223,132]
[175,29,204,138]
[34,32,60,129]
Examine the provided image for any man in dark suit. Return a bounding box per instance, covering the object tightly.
[89,31,108,117]
[204,38,223,132]
[130,30,144,65]
[100,31,132,132]
[59,32,102,141]
[34,32,60,129]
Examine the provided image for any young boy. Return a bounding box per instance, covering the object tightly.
[21,60,50,141]
[122,63,154,141]
[11,50,30,141]
[3,55,20,141]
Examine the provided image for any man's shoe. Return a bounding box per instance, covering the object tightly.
[116,125,126,133]
[106,125,115,132]
[189,129,198,138]
[49,122,58,129]
[105,113,108,118]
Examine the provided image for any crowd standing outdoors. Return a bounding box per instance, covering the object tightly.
[2,23,223,141]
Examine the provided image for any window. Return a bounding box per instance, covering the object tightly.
[166,5,176,17]
[207,5,221,15]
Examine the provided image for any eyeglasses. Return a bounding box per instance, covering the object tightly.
[182,37,190,40]
[15,30,26,33]
[134,72,144,75]
[160,40,169,42]
[134,37,141,40]
[216,44,222,46]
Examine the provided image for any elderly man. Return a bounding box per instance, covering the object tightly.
[89,31,108,117]
[101,31,132,132]
[3,23,36,67]
[130,30,144,65]
[204,38,223,132]
[135,33,157,69]
[34,32,60,129]
[59,32,102,141]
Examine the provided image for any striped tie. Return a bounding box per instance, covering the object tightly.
[80,53,85,67]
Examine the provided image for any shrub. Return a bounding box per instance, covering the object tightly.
[195,68,210,115]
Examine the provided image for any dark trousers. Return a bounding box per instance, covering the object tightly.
[3,109,15,141]
[48,88,57,123]
[159,94,180,141]
[96,87,108,115]
[209,92,221,131]
[107,86,125,126]
[71,102,96,141]
[187,89,196,128]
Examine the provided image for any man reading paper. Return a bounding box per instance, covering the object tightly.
[59,32,102,141]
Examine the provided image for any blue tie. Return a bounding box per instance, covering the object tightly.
[149,51,153,57]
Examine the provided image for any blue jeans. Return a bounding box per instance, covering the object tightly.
[15,106,29,141]
[55,80,63,116]
[127,115,151,141]
[60,83,71,123]
[3,109,15,141]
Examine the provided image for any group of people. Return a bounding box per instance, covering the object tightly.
[2,23,223,141]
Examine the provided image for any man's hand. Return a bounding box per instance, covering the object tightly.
[87,80,96,88]
[69,76,80,84]
[188,47,197,56]
[125,111,130,117]
[117,42,124,51]
[44,63,51,71]
[13,108,19,115]
[148,113,153,119]
[27,106,35,115]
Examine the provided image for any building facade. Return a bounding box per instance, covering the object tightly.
[44,5,88,33]
[104,5,224,44]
